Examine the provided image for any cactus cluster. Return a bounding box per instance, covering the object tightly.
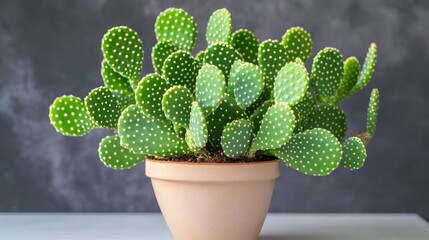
[49,8,380,176]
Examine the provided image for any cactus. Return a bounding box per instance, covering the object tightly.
[49,8,380,176]
[206,8,232,46]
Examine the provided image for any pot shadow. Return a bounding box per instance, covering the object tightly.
[260,235,336,240]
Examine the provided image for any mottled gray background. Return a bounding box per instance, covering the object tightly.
[1,0,428,220]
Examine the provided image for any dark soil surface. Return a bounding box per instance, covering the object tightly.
[152,151,276,163]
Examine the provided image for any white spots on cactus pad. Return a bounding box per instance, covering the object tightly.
[276,128,342,176]
[274,62,309,106]
[340,136,367,170]
[352,43,377,93]
[221,119,253,158]
[311,47,344,100]
[162,85,193,127]
[98,135,145,169]
[336,57,360,101]
[307,104,347,141]
[258,40,288,92]
[101,59,133,95]
[282,27,312,62]
[163,50,199,92]
[195,64,226,115]
[189,102,208,148]
[230,29,259,65]
[85,86,122,129]
[206,8,232,46]
[231,62,264,108]
[118,105,189,157]
[367,88,379,136]
[204,42,243,78]
[155,8,197,51]
[151,41,178,75]
[136,73,170,122]
[49,95,94,136]
[251,103,296,151]
[102,26,143,84]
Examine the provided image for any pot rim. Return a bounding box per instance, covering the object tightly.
[146,158,280,182]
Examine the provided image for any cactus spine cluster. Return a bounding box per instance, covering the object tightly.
[49,8,380,176]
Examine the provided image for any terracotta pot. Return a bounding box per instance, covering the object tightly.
[146,159,280,240]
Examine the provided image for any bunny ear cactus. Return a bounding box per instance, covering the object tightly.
[49,8,380,175]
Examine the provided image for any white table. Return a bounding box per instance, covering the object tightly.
[0,213,428,240]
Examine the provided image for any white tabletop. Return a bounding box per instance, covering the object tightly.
[0,213,428,240]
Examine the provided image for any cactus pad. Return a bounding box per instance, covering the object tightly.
[335,57,360,102]
[195,64,226,115]
[258,40,288,95]
[85,86,122,129]
[291,90,315,125]
[185,129,201,152]
[230,29,259,64]
[204,42,243,77]
[232,62,264,107]
[221,119,253,158]
[307,104,347,141]
[340,136,367,170]
[155,8,197,51]
[275,128,342,176]
[251,103,296,151]
[367,88,379,136]
[206,8,232,46]
[101,59,133,95]
[98,135,145,169]
[352,43,377,93]
[118,104,189,156]
[101,26,143,85]
[250,100,274,135]
[281,27,312,62]
[163,50,199,92]
[311,47,343,102]
[113,91,136,111]
[274,62,309,105]
[162,85,193,127]
[189,101,208,148]
[135,73,170,122]
[152,41,178,75]
[49,95,95,136]
[207,95,247,148]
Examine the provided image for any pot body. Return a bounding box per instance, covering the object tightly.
[146,159,280,240]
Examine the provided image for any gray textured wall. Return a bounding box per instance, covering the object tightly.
[1,0,428,219]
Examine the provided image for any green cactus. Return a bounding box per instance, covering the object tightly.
[274,62,309,105]
[281,27,312,62]
[163,50,199,92]
[155,8,197,51]
[206,8,232,46]
[49,8,380,173]
[230,62,264,108]
[221,119,253,158]
[195,64,226,115]
[152,41,178,75]
[49,95,95,136]
[275,128,342,176]
[307,104,347,141]
[340,136,367,170]
[101,59,134,95]
[118,105,190,157]
[251,103,296,152]
[135,73,171,122]
[204,42,243,78]
[101,26,143,87]
[352,43,377,93]
[367,88,379,136]
[189,101,208,149]
[230,29,259,64]
[311,47,344,103]
[99,135,146,169]
[84,86,122,129]
[162,85,193,127]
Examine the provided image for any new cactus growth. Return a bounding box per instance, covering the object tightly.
[49,8,380,176]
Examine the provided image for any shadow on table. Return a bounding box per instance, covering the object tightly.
[260,235,335,240]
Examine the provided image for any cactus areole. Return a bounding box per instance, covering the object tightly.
[49,8,380,177]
